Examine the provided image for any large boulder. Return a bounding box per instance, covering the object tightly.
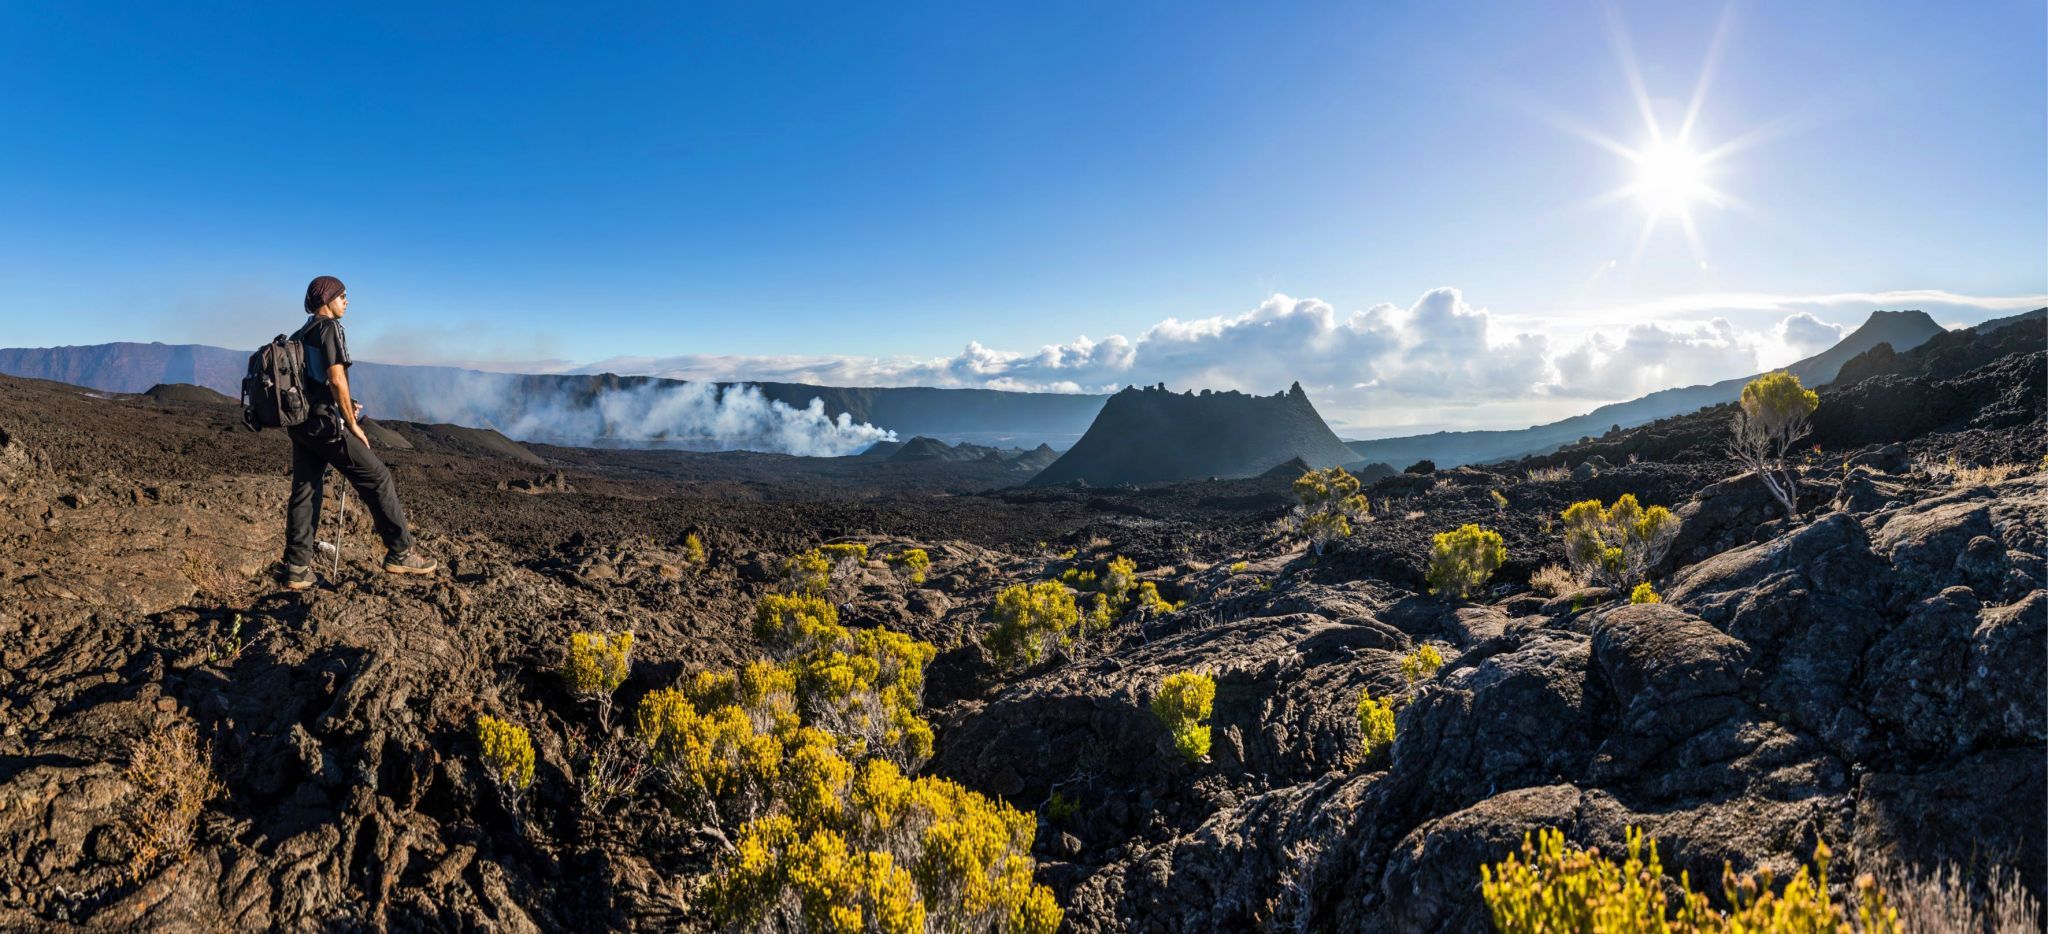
[1862,588,2046,758]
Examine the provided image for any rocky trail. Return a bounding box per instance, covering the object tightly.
[0,319,2042,930]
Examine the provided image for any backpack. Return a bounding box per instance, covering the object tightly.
[241,333,311,430]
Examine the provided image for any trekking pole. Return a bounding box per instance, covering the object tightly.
[332,482,349,577]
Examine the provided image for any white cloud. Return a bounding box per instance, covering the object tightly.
[547,287,2042,432]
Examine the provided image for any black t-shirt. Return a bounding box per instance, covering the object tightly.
[293,316,351,408]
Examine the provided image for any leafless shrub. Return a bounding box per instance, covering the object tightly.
[1525,465,1570,483]
[1870,858,2041,934]
[120,723,223,880]
[1402,510,1426,521]
[1528,563,1580,597]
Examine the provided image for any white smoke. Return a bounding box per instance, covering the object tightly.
[379,369,896,457]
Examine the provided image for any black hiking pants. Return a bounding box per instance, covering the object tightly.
[283,407,415,568]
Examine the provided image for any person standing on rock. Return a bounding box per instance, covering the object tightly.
[280,275,437,590]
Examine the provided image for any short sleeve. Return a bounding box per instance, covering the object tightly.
[326,321,350,368]
[312,320,349,372]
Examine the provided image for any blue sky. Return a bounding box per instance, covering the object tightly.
[0,1,2041,429]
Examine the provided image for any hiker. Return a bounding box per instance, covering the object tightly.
[280,275,436,590]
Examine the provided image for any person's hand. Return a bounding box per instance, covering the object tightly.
[352,401,366,419]
[350,422,372,449]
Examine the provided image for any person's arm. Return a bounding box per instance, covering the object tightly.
[327,363,371,448]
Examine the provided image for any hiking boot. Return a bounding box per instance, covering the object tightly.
[282,563,316,591]
[383,550,438,576]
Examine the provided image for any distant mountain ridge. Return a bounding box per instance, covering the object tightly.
[0,341,1108,448]
[1343,309,1958,468]
[1028,382,1357,487]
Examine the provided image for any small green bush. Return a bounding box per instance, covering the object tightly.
[1292,466,1370,554]
[986,582,1082,670]
[1490,489,1509,512]
[1732,371,1821,521]
[887,548,931,584]
[819,542,869,565]
[1356,690,1396,758]
[683,533,707,567]
[782,549,834,597]
[1151,671,1216,762]
[1426,524,1505,600]
[1560,494,1679,591]
[1630,582,1661,605]
[476,715,536,794]
[1228,561,1249,574]
[1400,644,1445,684]
[564,630,635,730]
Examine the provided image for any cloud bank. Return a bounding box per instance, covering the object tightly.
[572,287,2041,432]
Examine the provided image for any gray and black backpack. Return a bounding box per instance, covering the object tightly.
[241,333,311,431]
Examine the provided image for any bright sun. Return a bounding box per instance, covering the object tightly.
[1559,5,1761,268]
[1628,140,1711,219]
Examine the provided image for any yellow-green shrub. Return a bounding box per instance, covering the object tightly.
[821,543,870,568]
[889,548,932,584]
[713,761,1059,934]
[683,532,707,567]
[1102,555,1137,605]
[563,630,633,729]
[1356,690,1396,758]
[1427,524,1506,600]
[1491,489,1510,511]
[1228,561,1249,574]
[986,581,1081,670]
[783,549,835,597]
[1150,671,1216,762]
[1292,466,1370,554]
[1732,371,1821,520]
[1561,494,1679,591]
[476,715,536,793]
[1630,582,1662,605]
[1400,644,1445,684]
[756,591,847,656]
[1482,828,1898,933]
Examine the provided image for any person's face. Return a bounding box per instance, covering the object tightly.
[325,292,348,317]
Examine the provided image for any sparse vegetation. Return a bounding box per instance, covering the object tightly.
[119,723,222,881]
[634,551,1059,933]
[563,630,634,731]
[1291,466,1370,554]
[1560,494,1679,591]
[887,547,931,584]
[683,532,707,567]
[1630,582,1661,605]
[783,548,834,597]
[1151,671,1216,762]
[1356,690,1396,759]
[1490,489,1509,512]
[1525,464,1571,483]
[1400,644,1445,684]
[1426,523,1505,600]
[476,715,537,807]
[1920,455,2027,488]
[1529,563,1579,597]
[1731,370,1821,520]
[1873,858,2041,934]
[820,542,870,566]
[987,581,1082,670]
[1228,561,1249,574]
[1482,829,1898,933]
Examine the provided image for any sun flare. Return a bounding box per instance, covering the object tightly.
[1628,139,1712,219]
